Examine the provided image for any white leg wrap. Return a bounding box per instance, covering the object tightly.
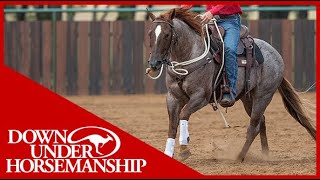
[179,120,189,145]
[164,138,175,157]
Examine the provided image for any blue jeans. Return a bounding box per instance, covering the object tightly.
[217,14,241,97]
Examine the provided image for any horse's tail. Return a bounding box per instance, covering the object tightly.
[278,78,316,140]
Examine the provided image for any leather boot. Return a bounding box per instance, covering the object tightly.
[220,93,235,107]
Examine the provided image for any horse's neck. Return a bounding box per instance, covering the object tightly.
[171,19,205,63]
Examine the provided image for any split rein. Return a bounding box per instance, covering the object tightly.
[146,19,212,80]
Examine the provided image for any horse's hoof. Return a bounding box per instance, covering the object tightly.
[236,155,245,163]
[177,145,191,161]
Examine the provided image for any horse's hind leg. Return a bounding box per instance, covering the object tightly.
[259,115,269,155]
[238,93,274,162]
[241,97,269,157]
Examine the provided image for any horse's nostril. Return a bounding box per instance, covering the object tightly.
[149,60,162,69]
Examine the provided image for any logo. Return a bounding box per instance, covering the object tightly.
[6,126,147,173]
[67,126,121,158]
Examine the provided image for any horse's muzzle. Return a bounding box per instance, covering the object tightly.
[148,60,162,71]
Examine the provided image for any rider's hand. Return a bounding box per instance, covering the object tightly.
[200,11,214,25]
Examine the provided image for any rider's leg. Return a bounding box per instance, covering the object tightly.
[217,14,241,107]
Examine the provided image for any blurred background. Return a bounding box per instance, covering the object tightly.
[4,5,316,96]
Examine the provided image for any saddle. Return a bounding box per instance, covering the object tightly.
[208,24,264,102]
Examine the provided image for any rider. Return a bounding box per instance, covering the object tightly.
[181,4,242,107]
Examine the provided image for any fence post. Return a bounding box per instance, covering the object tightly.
[52,11,57,92]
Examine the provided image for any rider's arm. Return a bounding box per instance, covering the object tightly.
[206,5,226,15]
[207,5,243,15]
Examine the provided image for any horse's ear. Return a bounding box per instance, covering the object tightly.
[146,8,156,21]
[169,8,176,20]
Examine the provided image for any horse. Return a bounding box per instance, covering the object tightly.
[145,7,316,162]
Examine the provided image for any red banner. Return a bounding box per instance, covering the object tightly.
[0,66,202,178]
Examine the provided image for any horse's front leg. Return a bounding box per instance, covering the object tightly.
[178,89,209,161]
[164,92,184,158]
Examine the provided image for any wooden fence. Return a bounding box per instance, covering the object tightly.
[4,19,316,95]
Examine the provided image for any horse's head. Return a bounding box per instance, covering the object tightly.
[146,8,176,71]
[146,8,203,73]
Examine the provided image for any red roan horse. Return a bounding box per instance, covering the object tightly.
[146,8,315,162]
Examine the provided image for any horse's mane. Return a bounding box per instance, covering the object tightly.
[158,7,203,37]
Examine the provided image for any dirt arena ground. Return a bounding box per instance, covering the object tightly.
[66,92,316,175]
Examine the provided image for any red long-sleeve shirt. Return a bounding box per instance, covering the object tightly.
[207,5,242,15]
[182,5,242,15]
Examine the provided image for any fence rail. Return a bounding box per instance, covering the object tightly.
[4,20,316,95]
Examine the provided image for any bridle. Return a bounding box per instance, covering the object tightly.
[150,19,178,67]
